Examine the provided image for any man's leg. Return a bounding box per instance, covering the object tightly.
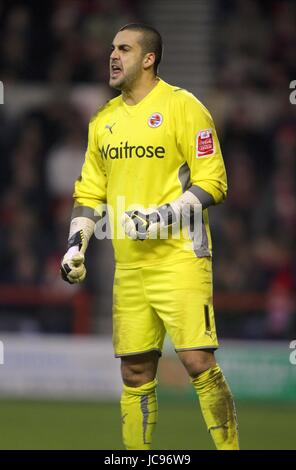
[120,351,159,450]
[178,349,239,450]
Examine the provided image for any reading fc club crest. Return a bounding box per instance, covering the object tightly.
[148,112,163,128]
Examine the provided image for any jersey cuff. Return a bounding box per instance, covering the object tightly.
[188,185,214,209]
[71,205,102,222]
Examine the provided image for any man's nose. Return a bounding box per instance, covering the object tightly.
[110,48,119,60]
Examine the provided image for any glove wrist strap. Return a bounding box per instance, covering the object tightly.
[157,191,202,229]
[68,216,95,252]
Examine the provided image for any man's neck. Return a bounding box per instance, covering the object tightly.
[122,76,159,106]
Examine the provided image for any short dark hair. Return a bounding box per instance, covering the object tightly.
[119,23,163,74]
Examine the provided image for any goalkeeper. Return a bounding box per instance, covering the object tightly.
[61,23,239,450]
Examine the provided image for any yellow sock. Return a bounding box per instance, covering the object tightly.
[120,379,158,450]
[192,365,239,450]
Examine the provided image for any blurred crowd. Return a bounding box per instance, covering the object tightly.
[0,0,138,332]
[213,0,296,337]
[0,96,86,286]
[0,0,295,337]
[0,0,138,83]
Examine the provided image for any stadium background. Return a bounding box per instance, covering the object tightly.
[0,0,295,449]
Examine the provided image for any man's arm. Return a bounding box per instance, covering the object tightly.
[121,93,227,241]
[61,119,107,283]
[179,93,227,206]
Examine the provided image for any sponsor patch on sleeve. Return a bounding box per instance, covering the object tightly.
[196,128,215,158]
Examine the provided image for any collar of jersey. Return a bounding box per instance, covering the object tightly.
[121,78,164,113]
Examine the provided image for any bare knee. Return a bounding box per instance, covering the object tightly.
[121,362,150,387]
[178,349,216,378]
[121,352,159,387]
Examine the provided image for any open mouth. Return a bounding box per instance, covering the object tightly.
[110,64,122,78]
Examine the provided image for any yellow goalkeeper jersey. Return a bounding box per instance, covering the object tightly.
[74,79,227,268]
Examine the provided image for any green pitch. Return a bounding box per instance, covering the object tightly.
[0,399,295,450]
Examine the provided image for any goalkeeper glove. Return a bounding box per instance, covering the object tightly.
[60,230,87,284]
[121,204,177,240]
[121,191,203,241]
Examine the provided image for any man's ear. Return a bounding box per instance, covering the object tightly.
[143,52,155,70]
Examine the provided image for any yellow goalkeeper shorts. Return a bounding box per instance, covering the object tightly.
[112,257,218,357]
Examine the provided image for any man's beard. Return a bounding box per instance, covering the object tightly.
[110,76,126,91]
[110,63,141,91]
